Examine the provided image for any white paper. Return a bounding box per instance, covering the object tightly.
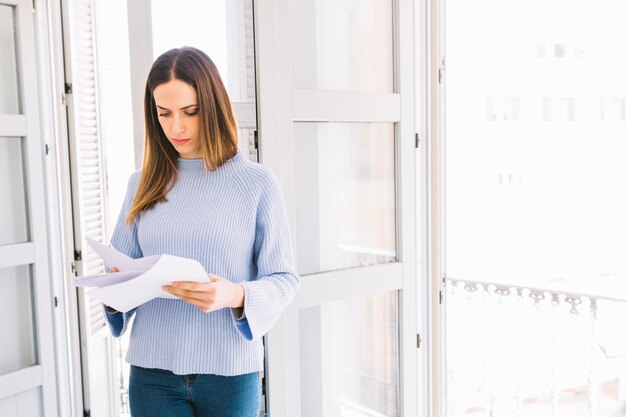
[85,237,160,271]
[73,270,143,287]
[73,238,210,313]
[88,254,209,312]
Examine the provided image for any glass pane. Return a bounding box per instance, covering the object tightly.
[0,5,20,113]
[291,0,394,92]
[446,0,626,288]
[237,128,257,162]
[0,137,28,246]
[0,265,36,375]
[300,292,399,417]
[294,123,396,275]
[150,0,256,102]
[446,0,626,416]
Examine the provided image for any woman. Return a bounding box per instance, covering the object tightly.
[104,46,300,417]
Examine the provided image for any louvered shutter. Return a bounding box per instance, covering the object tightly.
[61,0,119,415]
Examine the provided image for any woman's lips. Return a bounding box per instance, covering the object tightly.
[173,138,190,145]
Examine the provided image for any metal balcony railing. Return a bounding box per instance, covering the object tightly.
[446,277,626,417]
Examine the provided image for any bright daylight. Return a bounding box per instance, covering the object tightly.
[446,0,626,415]
[2,0,626,416]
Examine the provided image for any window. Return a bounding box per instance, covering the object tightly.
[445,0,626,415]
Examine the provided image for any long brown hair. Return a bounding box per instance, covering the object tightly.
[126,47,238,226]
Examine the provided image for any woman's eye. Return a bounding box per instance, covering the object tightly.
[185,111,198,116]
[158,113,170,117]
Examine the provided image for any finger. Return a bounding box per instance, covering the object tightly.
[168,291,213,313]
[208,274,219,283]
[110,267,119,272]
[163,285,213,302]
[170,281,211,291]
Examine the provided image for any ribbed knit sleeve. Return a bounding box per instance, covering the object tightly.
[235,169,300,342]
[103,170,142,337]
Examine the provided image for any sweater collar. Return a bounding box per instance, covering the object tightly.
[176,151,246,173]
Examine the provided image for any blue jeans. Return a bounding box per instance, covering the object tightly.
[129,365,262,417]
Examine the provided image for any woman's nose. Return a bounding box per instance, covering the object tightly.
[172,116,185,135]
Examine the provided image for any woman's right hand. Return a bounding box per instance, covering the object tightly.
[104,267,119,312]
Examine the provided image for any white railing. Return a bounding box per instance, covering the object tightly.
[446,277,626,417]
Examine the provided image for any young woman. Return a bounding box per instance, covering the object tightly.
[104,47,300,417]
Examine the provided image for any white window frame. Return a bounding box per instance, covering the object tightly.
[426,0,446,415]
[414,0,436,415]
[0,0,59,415]
[254,0,422,416]
[35,0,83,415]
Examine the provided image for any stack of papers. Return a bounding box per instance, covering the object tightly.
[73,238,209,312]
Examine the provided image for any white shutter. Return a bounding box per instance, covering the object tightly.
[61,0,118,415]
[0,1,58,416]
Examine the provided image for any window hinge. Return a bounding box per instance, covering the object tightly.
[417,333,422,348]
[253,130,258,149]
[84,410,91,417]
[45,144,50,155]
[62,83,72,106]
[54,296,59,307]
[415,133,420,148]
[440,274,446,303]
[438,57,446,83]
[74,250,82,261]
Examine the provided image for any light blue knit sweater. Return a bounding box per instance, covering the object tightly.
[103,152,300,376]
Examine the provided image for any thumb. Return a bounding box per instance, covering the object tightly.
[208,274,219,283]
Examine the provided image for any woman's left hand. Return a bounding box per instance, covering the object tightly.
[162,274,245,313]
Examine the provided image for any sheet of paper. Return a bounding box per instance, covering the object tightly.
[73,270,142,287]
[85,237,160,271]
[88,254,210,313]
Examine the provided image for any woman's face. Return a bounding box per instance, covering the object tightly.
[153,79,201,159]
